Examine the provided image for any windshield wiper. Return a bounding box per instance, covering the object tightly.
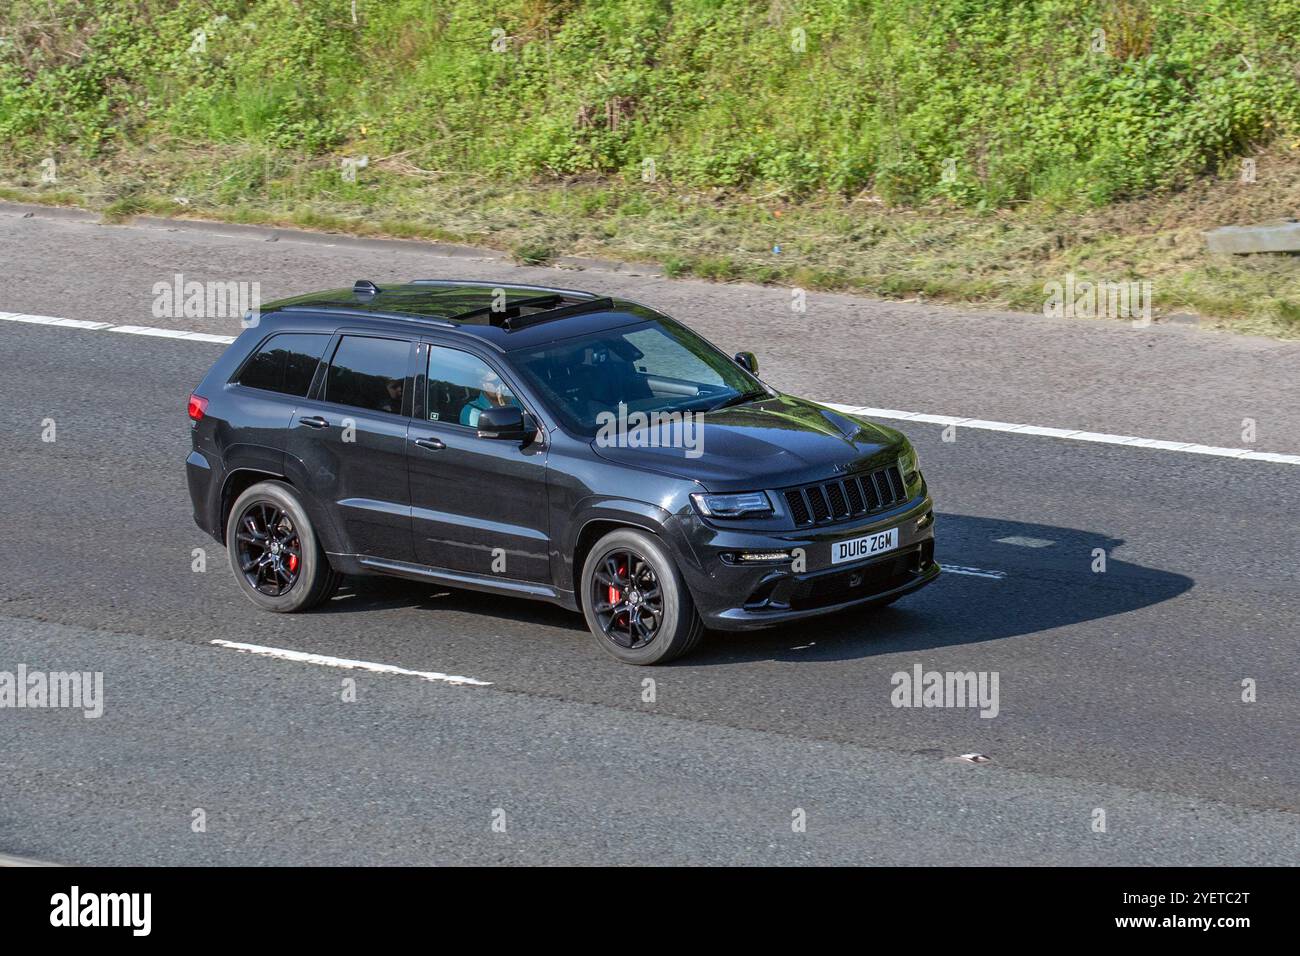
[708,388,768,412]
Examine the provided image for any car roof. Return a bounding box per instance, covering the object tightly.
[260,280,659,351]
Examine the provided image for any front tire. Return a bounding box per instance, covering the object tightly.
[225,480,340,613]
[580,528,705,665]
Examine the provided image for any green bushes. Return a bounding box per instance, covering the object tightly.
[1,0,1297,207]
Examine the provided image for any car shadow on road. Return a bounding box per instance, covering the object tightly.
[319,577,586,631]
[685,513,1194,666]
[312,513,1194,666]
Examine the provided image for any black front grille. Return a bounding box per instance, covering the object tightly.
[783,464,907,527]
[787,491,811,524]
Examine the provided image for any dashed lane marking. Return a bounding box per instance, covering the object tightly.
[210,639,492,686]
[942,565,1008,580]
[994,536,1055,548]
[825,403,1300,466]
[0,851,61,867]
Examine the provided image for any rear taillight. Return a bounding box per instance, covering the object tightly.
[188,393,209,422]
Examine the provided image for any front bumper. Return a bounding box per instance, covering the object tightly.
[669,493,939,631]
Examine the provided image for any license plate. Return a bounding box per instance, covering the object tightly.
[831,526,899,565]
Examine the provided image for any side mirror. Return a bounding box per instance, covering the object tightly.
[476,404,527,441]
[734,351,759,375]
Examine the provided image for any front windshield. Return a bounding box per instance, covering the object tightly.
[511,318,765,437]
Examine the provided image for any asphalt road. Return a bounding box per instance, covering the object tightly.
[0,206,1297,865]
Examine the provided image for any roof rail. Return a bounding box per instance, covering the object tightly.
[449,293,564,325]
[276,304,457,327]
[498,296,616,331]
[408,279,600,300]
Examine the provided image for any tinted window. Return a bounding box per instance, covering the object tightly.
[237,333,329,397]
[512,319,759,436]
[426,345,519,427]
[324,336,410,415]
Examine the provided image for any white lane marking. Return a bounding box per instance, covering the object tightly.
[4,314,1299,466]
[1,311,234,341]
[995,535,1055,548]
[826,403,1300,465]
[210,639,492,686]
[0,851,61,867]
[110,325,237,343]
[943,565,1008,580]
[1,312,113,330]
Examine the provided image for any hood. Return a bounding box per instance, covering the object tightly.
[588,393,904,490]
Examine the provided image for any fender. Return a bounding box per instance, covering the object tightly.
[214,459,285,539]
[204,442,285,540]
[559,495,697,595]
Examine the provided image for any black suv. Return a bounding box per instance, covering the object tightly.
[187,280,939,664]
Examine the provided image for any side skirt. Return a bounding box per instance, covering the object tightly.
[330,553,580,611]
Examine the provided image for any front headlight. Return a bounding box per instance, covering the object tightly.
[690,490,773,518]
[899,443,921,485]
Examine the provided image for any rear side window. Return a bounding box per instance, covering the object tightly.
[237,333,329,397]
[324,335,410,415]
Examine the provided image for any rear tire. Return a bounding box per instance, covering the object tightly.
[226,481,340,613]
[580,528,705,665]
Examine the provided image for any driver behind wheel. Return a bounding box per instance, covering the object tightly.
[460,368,516,426]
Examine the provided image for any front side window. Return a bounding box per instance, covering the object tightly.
[426,345,520,427]
[236,333,329,397]
[510,317,762,436]
[324,335,410,415]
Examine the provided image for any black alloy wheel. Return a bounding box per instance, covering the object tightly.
[591,549,665,650]
[234,500,302,596]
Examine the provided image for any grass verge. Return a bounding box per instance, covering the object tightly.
[4,140,1299,338]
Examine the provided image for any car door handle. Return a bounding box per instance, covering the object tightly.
[299,416,330,429]
[414,437,445,451]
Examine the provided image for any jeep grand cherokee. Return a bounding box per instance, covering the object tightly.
[186,280,939,664]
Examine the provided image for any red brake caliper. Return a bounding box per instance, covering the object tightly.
[287,551,299,573]
[608,564,625,610]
